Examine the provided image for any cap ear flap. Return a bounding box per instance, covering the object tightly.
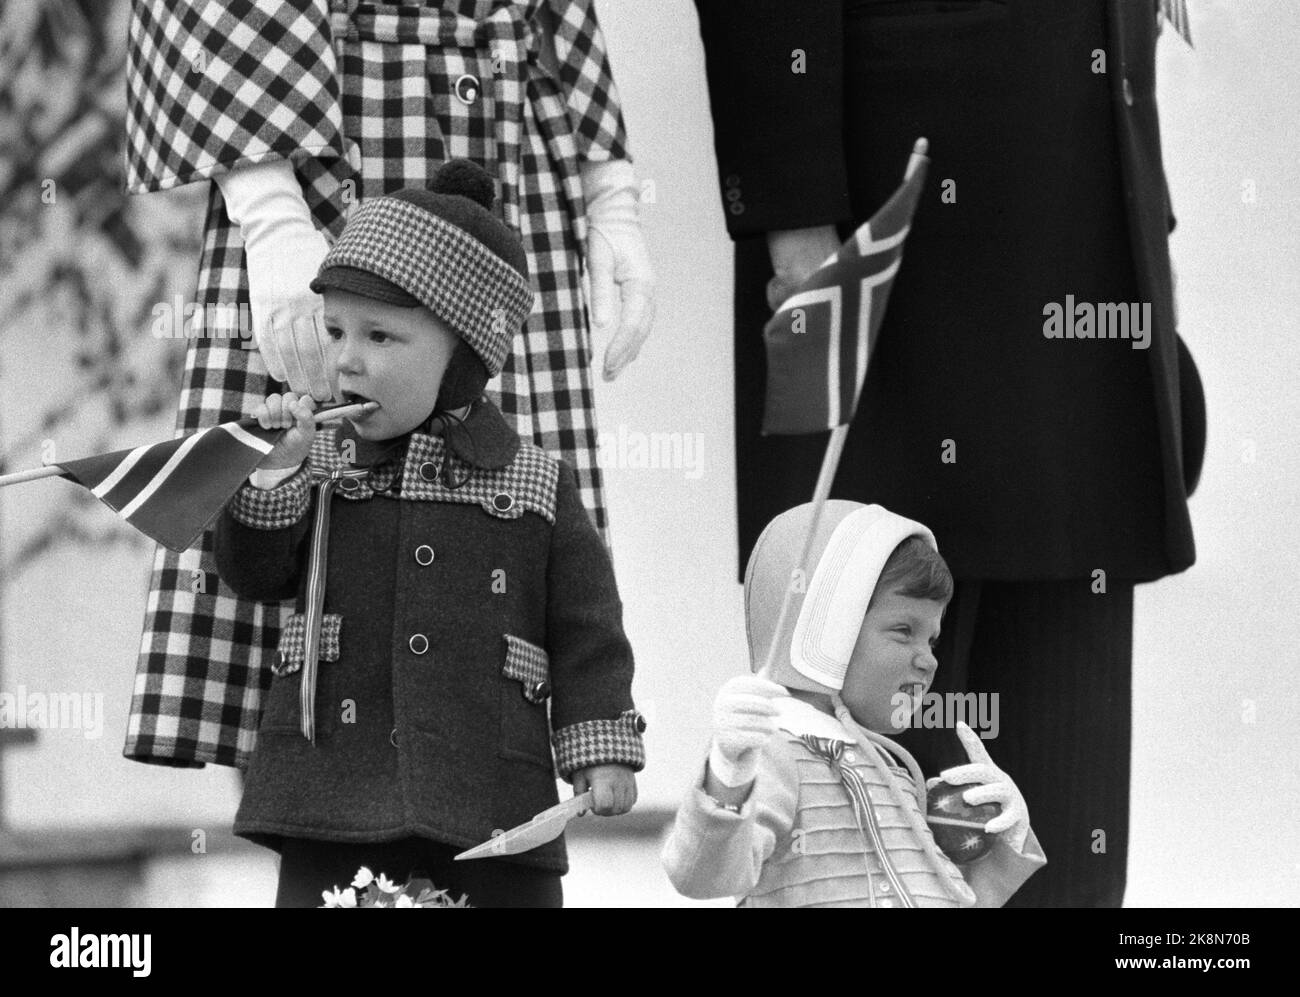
[434,338,489,411]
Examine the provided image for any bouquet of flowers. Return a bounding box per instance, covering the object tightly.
[320,866,470,908]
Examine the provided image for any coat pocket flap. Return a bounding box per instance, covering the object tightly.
[274,613,343,676]
[502,634,551,703]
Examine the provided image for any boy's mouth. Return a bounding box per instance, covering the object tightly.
[340,390,379,412]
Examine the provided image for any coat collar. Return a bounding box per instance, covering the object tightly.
[426,396,520,470]
[775,695,858,744]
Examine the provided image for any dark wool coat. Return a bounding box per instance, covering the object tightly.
[213,399,646,874]
[695,0,1205,583]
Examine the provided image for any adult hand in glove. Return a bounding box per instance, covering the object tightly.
[582,159,655,381]
[216,158,333,401]
[932,721,1032,853]
[706,675,787,791]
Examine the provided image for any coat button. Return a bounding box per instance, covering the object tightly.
[878,881,891,895]
[529,680,551,701]
[632,711,647,734]
[1122,76,1134,106]
[390,728,399,748]
[729,201,745,216]
[878,897,894,908]
[492,492,514,513]
[844,750,857,763]
[339,476,361,492]
[419,460,440,482]
[409,633,429,655]
[454,73,480,104]
[414,544,435,566]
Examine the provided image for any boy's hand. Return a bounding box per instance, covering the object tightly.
[255,392,317,470]
[938,721,1031,852]
[573,764,637,816]
[707,675,786,790]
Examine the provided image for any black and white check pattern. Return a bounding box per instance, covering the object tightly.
[274,612,343,676]
[228,465,312,529]
[503,634,550,702]
[552,709,647,780]
[124,0,347,195]
[319,198,534,377]
[127,0,628,769]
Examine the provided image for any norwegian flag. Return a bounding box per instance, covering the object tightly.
[57,419,280,552]
[762,149,928,435]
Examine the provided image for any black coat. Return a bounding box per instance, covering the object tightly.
[213,400,645,874]
[695,0,1204,582]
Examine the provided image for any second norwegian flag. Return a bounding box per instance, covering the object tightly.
[762,139,929,436]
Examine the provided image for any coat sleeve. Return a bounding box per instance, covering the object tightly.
[692,0,853,238]
[545,460,645,778]
[538,0,630,162]
[661,740,800,900]
[213,465,314,603]
[124,0,348,194]
[962,825,1048,908]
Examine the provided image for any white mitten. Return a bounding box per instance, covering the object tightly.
[706,675,786,788]
[581,158,655,381]
[938,722,1032,853]
[216,158,333,400]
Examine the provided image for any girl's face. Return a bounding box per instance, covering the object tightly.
[839,586,945,734]
[324,289,459,440]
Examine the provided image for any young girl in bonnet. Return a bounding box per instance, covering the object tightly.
[662,500,1044,907]
[215,161,646,908]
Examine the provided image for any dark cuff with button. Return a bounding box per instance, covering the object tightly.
[229,464,312,530]
[552,709,647,781]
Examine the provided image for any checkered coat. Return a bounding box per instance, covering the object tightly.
[124,0,628,768]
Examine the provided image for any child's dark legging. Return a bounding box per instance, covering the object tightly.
[274,836,563,908]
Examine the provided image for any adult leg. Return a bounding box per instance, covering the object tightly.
[966,580,1134,908]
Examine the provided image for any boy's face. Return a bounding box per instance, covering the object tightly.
[323,289,459,440]
[839,585,945,734]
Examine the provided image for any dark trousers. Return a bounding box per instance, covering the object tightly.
[895,579,1134,908]
[273,836,564,908]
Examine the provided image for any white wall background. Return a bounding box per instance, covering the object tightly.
[3,0,1297,906]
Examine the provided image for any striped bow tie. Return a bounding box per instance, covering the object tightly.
[1161,0,1193,48]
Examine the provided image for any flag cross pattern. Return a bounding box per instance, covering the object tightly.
[761,156,928,437]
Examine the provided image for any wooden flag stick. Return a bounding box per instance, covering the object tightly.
[757,137,928,680]
[758,423,850,678]
[0,401,377,490]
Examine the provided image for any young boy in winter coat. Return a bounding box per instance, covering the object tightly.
[214,160,645,908]
[661,501,1044,907]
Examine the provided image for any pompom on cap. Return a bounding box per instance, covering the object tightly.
[431,159,496,211]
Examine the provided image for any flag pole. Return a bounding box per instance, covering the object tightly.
[758,138,929,679]
[0,401,377,490]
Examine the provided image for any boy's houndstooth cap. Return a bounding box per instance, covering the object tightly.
[310,160,533,378]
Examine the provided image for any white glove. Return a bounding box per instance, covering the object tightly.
[937,722,1031,853]
[581,159,655,381]
[216,158,333,400]
[706,675,787,788]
